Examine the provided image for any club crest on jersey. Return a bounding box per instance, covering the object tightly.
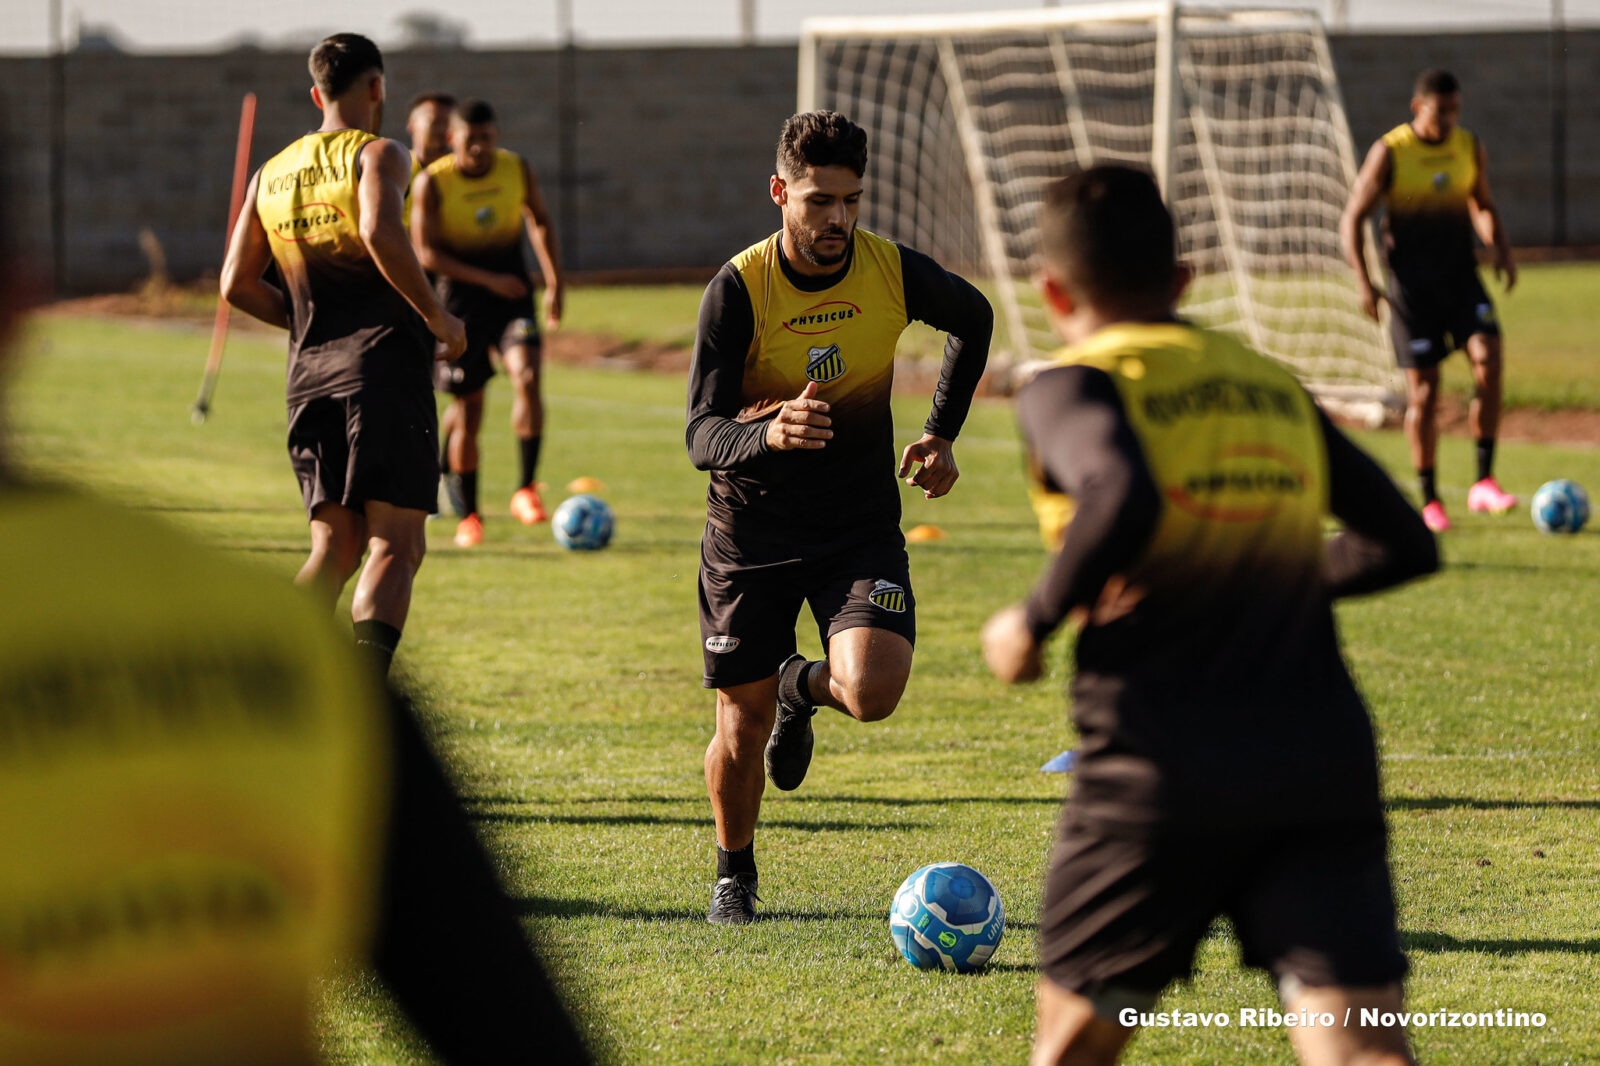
[1475,302,1496,324]
[867,580,907,613]
[1431,171,1450,192]
[806,344,846,383]
[475,205,497,228]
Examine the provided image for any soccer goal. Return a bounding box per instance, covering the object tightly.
[799,3,1396,420]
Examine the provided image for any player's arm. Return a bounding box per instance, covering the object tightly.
[520,157,564,329]
[358,139,465,358]
[219,171,289,329]
[1340,139,1391,322]
[373,690,594,1065]
[896,246,994,499]
[1468,136,1517,292]
[982,365,1160,683]
[686,263,831,470]
[1320,408,1440,597]
[410,168,528,301]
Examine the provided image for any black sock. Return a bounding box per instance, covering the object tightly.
[518,436,542,489]
[1476,438,1495,482]
[717,842,756,880]
[459,470,479,516]
[1419,468,1437,504]
[353,620,402,678]
[440,439,452,474]
[778,657,818,714]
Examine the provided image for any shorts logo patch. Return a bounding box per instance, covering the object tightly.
[867,579,907,613]
[1476,302,1496,324]
[705,635,740,653]
[1408,338,1433,354]
[805,344,847,383]
[506,317,539,344]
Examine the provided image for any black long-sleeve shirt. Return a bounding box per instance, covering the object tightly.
[685,230,991,548]
[1017,353,1438,829]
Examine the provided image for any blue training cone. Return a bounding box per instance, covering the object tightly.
[1040,749,1078,773]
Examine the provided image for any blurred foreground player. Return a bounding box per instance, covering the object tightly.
[0,173,591,1065]
[221,34,466,675]
[412,99,564,545]
[687,111,992,923]
[982,167,1439,1066]
[1340,68,1517,532]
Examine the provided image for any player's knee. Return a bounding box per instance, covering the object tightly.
[836,678,901,722]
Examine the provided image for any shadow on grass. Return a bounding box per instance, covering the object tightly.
[515,896,883,923]
[1388,796,1600,812]
[1403,931,1600,955]
[467,793,1060,808]
[472,810,920,832]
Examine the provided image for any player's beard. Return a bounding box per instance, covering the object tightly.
[792,221,852,268]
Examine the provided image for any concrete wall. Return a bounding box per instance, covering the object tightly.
[1,31,1593,293]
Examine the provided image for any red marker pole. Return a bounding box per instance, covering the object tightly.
[192,91,257,425]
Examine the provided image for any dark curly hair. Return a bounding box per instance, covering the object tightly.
[777,111,868,179]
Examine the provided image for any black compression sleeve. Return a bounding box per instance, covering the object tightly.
[1320,409,1440,597]
[899,245,993,441]
[686,263,769,471]
[372,694,593,1066]
[1016,365,1161,641]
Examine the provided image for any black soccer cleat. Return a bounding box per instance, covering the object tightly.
[765,654,818,792]
[707,873,760,925]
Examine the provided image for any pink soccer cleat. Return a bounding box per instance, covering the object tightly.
[1421,500,1451,532]
[1467,477,1518,515]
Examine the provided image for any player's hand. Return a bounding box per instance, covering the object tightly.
[1495,251,1518,293]
[765,381,832,451]
[428,310,467,361]
[1356,281,1382,322]
[898,433,958,498]
[981,604,1043,684]
[543,282,564,331]
[487,273,530,300]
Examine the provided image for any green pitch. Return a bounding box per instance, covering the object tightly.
[9,306,1599,1065]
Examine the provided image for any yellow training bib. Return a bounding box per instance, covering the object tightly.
[0,489,388,1066]
[425,148,527,256]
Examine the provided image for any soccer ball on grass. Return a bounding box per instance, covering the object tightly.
[889,862,1005,973]
[552,494,614,550]
[1530,479,1589,534]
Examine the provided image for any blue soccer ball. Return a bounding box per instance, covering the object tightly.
[552,494,614,550]
[889,862,1005,973]
[1531,479,1589,535]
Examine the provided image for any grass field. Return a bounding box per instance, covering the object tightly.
[8,302,1600,1066]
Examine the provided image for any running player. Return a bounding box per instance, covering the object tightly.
[412,99,564,547]
[1341,68,1518,532]
[983,166,1439,1066]
[687,110,992,924]
[221,33,466,676]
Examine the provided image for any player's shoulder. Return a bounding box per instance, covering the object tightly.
[424,150,458,179]
[1381,122,1416,150]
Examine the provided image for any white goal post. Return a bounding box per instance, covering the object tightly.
[799,3,1396,420]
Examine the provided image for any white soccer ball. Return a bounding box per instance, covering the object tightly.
[551,494,614,551]
[1530,479,1589,535]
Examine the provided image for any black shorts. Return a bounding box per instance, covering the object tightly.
[287,386,440,518]
[1387,271,1500,369]
[1040,807,1407,1005]
[698,522,916,688]
[435,295,540,396]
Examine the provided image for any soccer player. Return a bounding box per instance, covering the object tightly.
[1341,68,1518,532]
[221,34,465,677]
[412,99,564,546]
[687,110,993,924]
[983,166,1439,1066]
[405,90,456,172]
[0,160,591,1065]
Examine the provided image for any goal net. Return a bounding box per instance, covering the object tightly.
[800,3,1396,420]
